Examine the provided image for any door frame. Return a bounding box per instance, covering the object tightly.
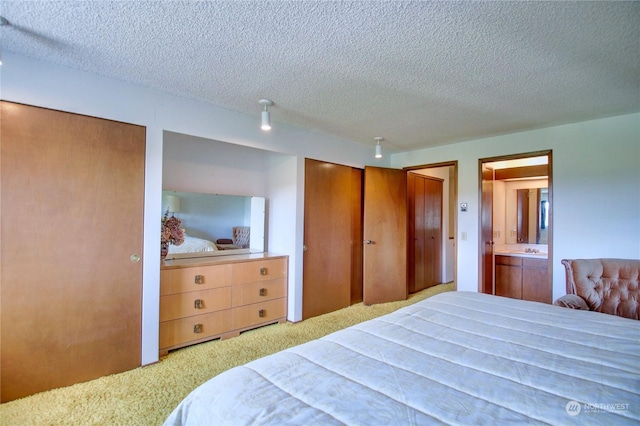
[404,161,458,290]
[478,150,553,295]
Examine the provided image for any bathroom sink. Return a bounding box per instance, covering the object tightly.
[496,249,547,256]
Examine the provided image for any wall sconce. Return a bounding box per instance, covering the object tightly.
[259,99,273,131]
[374,137,383,158]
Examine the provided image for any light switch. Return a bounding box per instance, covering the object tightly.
[461,232,467,241]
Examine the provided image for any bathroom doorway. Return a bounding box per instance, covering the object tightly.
[479,151,553,302]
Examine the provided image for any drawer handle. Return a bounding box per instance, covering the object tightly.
[259,309,266,318]
[259,288,267,296]
[193,324,203,333]
[194,299,204,309]
[260,267,268,276]
[194,275,204,284]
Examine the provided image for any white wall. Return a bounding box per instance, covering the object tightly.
[392,113,640,301]
[265,155,305,321]
[1,52,378,365]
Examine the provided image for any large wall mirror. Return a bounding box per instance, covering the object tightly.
[489,156,550,249]
[502,179,549,245]
[515,187,549,244]
[162,190,266,260]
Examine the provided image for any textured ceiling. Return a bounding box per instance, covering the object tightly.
[1,1,639,152]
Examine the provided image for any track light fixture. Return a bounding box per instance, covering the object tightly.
[374,137,384,158]
[259,99,273,131]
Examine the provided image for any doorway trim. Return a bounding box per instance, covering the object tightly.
[478,150,553,297]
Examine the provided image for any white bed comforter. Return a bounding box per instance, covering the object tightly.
[165,291,639,425]
[167,234,218,254]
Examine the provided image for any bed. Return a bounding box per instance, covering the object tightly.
[167,233,218,254]
[164,291,639,425]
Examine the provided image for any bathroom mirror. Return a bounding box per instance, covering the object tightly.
[516,187,549,244]
[162,190,265,260]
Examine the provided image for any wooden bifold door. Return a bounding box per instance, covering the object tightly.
[407,173,443,293]
[0,102,145,402]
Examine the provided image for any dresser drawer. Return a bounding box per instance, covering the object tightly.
[232,298,287,330]
[231,278,286,307]
[159,310,231,350]
[231,258,287,285]
[161,264,231,295]
[160,287,231,322]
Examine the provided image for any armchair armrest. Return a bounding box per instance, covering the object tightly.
[553,294,590,310]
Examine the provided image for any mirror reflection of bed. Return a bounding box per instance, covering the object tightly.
[162,191,265,260]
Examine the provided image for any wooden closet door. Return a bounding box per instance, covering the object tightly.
[408,173,443,293]
[303,159,361,319]
[424,177,443,288]
[363,166,407,305]
[0,102,145,402]
[408,173,425,292]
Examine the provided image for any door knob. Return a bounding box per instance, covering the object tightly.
[364,240,374,245]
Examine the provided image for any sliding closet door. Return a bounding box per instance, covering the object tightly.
[302,159,362,319]
[0,102,145,402]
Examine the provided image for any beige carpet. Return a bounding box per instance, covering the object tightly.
[0,283,454,425]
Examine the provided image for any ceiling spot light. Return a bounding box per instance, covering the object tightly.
[374,137,383,158]
[259,99,273,131]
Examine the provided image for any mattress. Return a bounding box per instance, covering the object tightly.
[165,291,639,425]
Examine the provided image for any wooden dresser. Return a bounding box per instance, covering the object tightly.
[159,253,288,356]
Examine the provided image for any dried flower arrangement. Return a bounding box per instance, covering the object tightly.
[161,210,184,247]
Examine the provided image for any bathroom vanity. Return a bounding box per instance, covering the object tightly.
[494,247,550,303]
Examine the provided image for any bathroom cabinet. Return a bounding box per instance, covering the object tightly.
[495,255,550,303]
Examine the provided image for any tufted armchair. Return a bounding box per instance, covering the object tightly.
[232,226,250,249]
[554,258,640,320]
